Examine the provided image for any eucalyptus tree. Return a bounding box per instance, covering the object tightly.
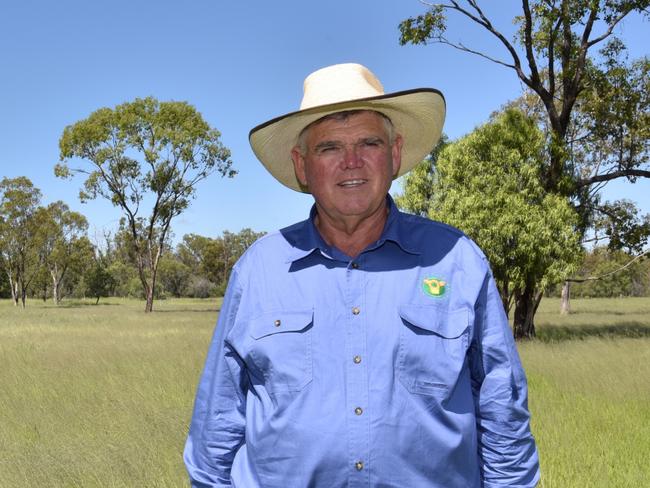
[0,177,43,307]
[36,201,90,303]
[398,109,583,338]
[56,97,235,312]
[399,0,649,335]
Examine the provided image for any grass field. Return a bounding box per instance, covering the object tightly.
[1,297,648,487]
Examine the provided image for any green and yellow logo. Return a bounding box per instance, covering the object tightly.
[422,277,447,298]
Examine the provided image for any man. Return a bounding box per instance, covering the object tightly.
[185,63,540,487]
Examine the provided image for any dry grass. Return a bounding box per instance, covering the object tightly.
[0,296,648,487]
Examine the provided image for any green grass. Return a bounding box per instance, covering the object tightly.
[0,298,219,488]
[524,297,650,487]
[0,296,648,487]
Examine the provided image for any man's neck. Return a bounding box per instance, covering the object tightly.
[314,202,389,258]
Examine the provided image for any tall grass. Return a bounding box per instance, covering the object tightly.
[0,296,648,487]
[524,297,650,487]
[0,298,218,487]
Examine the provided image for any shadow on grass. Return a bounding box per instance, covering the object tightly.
[560,309,629,316]
[153,308,220,313]
[55,301,120,308]
[536,322,650,343]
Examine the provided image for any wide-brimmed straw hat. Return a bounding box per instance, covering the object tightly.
[249,63,446,193]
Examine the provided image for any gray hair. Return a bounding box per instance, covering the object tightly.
[296,110,396,155]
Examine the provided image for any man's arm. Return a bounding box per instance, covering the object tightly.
[469,270,540,487]
[184,268,247,488]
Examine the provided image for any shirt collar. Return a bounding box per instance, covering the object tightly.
[283,195,421,263]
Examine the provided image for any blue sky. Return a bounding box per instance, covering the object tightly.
[1,1,648,244]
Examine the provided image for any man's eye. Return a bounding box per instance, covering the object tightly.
[362,139,381,147]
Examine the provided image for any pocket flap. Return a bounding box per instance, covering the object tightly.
[398,305,469,339]
[249,308,314,339]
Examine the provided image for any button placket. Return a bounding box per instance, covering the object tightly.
[344,255,369,487]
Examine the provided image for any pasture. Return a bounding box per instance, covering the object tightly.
[0,297,648,487]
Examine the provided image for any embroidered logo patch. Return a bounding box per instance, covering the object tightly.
[422,277,447,298]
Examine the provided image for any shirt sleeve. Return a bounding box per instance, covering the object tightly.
[184,268,247,488]
[469,269,540,487]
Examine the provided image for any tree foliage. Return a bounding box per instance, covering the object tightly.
[56,96,235,312]
[36,201,90,303]
[176,228,266,293]
[399,0,650,336]
[84,260,116,304]
[0,177,43,306]
[398,109,583,338]
[395,135,449,216]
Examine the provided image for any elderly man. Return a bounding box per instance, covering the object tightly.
[184,63,540,487]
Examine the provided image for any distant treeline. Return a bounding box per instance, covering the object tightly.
[1,235,648,302]
[0,176,267,306]
[1,177,648,304]
[0,226,265,303]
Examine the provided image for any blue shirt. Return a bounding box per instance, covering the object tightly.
[184,197,540,487]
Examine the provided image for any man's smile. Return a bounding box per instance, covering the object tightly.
[337,178,368,188]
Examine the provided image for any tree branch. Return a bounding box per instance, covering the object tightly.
[577,168,650,187]
[567,248,650,283]
[586,9,632,48]
[522,0,543,88]
[420,0,534,86]
[437,37,516,68]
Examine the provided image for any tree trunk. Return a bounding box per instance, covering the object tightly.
[145,283,154,312]
[135,254,153,313]
[8,273,18,306]
[51,269,61,304]
[513,283,543,340]
[560,281,571,315]
[144,246,162,313]
[498,279,510,316]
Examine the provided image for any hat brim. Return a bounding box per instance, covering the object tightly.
[249,88,446,193]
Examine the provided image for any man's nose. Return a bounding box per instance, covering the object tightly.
[341,144,363,169]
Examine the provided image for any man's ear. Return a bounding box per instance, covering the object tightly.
[391,134,403,177]
[291,146,308,187]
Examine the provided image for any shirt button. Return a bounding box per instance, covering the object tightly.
[274,319,281,327]
[355,407,363,415]
[351,262,359,269]
[355,461,364,471]
[352,307,360,315]
[353,355,362,364]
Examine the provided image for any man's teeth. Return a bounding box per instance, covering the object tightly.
[339,179,366,186]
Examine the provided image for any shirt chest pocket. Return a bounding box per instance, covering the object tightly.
[247,309,314,393]
[397,305,470,398]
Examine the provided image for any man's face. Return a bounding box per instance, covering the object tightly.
[291,110,402,226]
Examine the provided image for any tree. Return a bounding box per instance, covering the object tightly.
[56,97,235,312]
[84,259,116,304]
[395,135,449,216]
[36,201,90,304]
[176,229,266,293]
[176,233,212,276]
[559,202,650,311]
[398,109,583,338]
[157,254,191,298]
[0,177,43,307]
[400,0,649,336]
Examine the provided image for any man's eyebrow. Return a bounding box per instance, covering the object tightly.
[360,136,385,144]
[313,140,341,151]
